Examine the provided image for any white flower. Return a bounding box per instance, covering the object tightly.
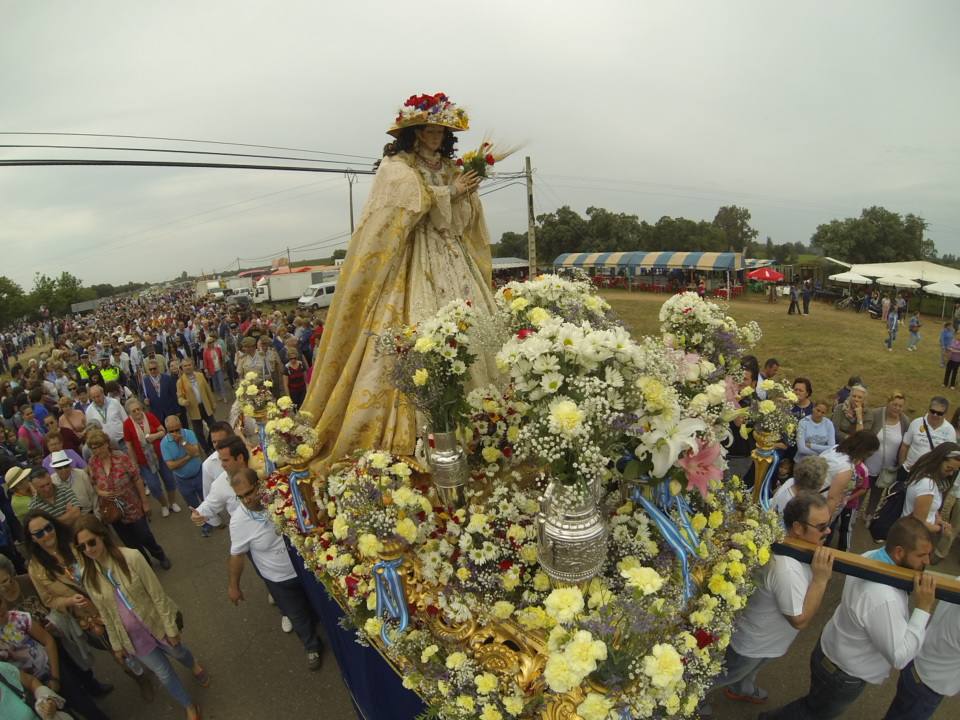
[635,416,706,478]
[539,372,564,394]
[450,360,467,375]
[547,398,584,438]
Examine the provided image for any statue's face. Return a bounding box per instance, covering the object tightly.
[415,125,445,153]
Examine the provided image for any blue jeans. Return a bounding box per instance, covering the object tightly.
[262,575,320,653]
[887,327,898,348]
[908,331,920,348]
[710,645,770,695]
[174,469,204,509]
[209,369,225,396]
[761,640,865,719]
[883,662,943,720]
[137,641,196,708]
[140,464,177,503]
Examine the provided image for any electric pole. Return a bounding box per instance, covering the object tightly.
[347,172,357,234]
[525,156,537,276]
[286,247,292,265]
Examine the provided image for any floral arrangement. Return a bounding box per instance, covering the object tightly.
[262,281,786,720]
[495,274,617,333]
[263,395,318,465]
[236,371,274,415]
[392,92,469,134]
[740,377,798,440]
[462,386,528,478]
[659,292,761,373]
[376,299,478,433]
[456,139,518,178]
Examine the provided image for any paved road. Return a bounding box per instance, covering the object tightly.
[82,397,959,719]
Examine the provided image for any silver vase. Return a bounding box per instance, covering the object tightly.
[537,478,608,586]
[425,430,468,509]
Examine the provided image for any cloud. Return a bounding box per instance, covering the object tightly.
[2,0,958,287]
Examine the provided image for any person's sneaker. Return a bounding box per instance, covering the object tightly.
[724,686,769,704]
[159,557,172,570]
[170,503,182,513]
[267,593,276,606]
[201,523,212,538]
[161,506,170,518]
[306,651,322,671]
[281,616,293,633]
[144,487,151,496]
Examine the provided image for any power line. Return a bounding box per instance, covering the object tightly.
[0,159,376,174]
[0,143,376,167]
[0,131,378,160]
[480,181,526,197]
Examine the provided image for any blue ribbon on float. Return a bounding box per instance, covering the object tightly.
[631,487,697,603]
[755,447,780,513]
[257,419,276,475]
[373,557,409,646]
[287,467,315,534]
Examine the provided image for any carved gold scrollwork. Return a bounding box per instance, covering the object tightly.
[540,687,586,720]
[427,614,478,643]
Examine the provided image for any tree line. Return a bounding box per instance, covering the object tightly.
[0,272,150,328]
[493,204,940,268]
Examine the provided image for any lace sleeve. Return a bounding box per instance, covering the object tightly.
[357,155,426,225]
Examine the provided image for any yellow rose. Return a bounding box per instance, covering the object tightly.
[503,696,524,716]
[481,445,502,463]
[509,297,530,312]
[413,337,436,353]
[506,425,520,442]
[643,643,684,689]
[663,694,681,715]
[363,617,382,636]
[412,368,429,386]
[455,696,475,713]
[520,544,539,564]
[242,404,255,415]
[491,601,515,620]
[480,706,502,720]
[502,569,520,591]
[621,565,665,595]
[245,385,259,396]
[577,693,615,720]
[357,533,383,558]
[276,396,293,410]
[332,516,349,540]
[708,510,724,529]
[456,567,470,581]
[758,545,771,565]
[758,399,776,414]
[420,644,439,663]
[475,672,498,694]
[395,518,418,543]
[527,306,551,326]
[544,586,585,623]
[691,513,707,532]
[516,606,550,630]
[296,443,314,459]
[533,572,551,591]
[548,398,584,435]
[445,652,467,670]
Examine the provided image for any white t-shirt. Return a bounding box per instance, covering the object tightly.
[821,549,930,684]
[865,421,903,477]
[914,580,960,696]
[195,470,239,521]
[230,507,296,583]
[902,477,943,526]
[770,479,797,515]
[730,555,811,658]
[902,417,957,471]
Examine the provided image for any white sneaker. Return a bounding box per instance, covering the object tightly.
[144,487,151,496]
[170,503,182,513]
[281,616,293,633]
[267,593,276,606]
[161,506,170,518]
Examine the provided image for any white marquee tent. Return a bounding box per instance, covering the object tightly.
[826,258,960,285]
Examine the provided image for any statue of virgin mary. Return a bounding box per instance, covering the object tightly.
[301,92,498,471]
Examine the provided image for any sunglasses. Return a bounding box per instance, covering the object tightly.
[929,409,946,416]
[77,538,101,550]
[30,523,55,539]
[802,521,831,533]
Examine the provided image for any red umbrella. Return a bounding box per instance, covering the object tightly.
[747,267,784,282]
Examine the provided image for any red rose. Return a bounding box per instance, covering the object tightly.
[502,446,513,458]
[485,154,495,165]
[499,560,513,571]
[694,628,716,649]
[517,329,533,340]
[426,605,440,616]
[455,158,464,167]
[344,575,359,597]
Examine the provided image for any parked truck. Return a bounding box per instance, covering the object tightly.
[253,273,316,303]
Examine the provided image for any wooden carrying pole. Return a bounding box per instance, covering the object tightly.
[774,536,960,605]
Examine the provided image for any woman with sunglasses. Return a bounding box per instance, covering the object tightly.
[0,558,110,720]
[23,510,155,700]
[85,429,171,570]
[74,516,206,720]
[902,442,959,539]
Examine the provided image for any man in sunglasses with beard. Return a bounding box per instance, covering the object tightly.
[897,396,956,485]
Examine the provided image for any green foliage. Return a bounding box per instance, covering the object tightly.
[0,273,149,328]
[713,205,759,252]
[810,206,932,263]
[0,276,26,328]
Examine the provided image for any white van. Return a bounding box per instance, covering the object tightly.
[298,281,337,309]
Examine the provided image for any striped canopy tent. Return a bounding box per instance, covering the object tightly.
[553,251,744,275]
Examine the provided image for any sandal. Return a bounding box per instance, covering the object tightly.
[193,666,211,687]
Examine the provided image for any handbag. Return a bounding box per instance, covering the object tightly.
[97,495,124,524]
[876,467,898,489]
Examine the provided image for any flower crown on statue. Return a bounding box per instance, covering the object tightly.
[387,92,470,137]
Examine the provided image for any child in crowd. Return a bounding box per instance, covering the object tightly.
[939,321,954,367]
[906,311,921,351]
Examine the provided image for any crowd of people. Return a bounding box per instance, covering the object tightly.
[0,287,326,720]
[709,356,959,719]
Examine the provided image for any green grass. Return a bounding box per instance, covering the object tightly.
[602,290,950,420]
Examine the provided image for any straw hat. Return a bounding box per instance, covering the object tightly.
[387,92,469,137]
[4,466,30,491]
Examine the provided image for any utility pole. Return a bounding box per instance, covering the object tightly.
[525,156,537,276]
[237,257,241,273]
[286,247,292,266]
[347,172,357,234]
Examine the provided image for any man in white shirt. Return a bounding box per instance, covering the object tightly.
[84,384,128,448]
[760,516,938,719]
[227,467,322,671]
[199,422,236,529]
[898,397,956,483]
[701,495,834,715]
[192,435,250,524]
[884,577,960,719]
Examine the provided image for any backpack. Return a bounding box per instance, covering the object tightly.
[867,479,908,542]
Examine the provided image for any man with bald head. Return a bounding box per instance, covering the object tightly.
[84,383,127,448]
[159,415,208,536]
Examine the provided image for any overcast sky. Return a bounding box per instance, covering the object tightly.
[1,0,958,288]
